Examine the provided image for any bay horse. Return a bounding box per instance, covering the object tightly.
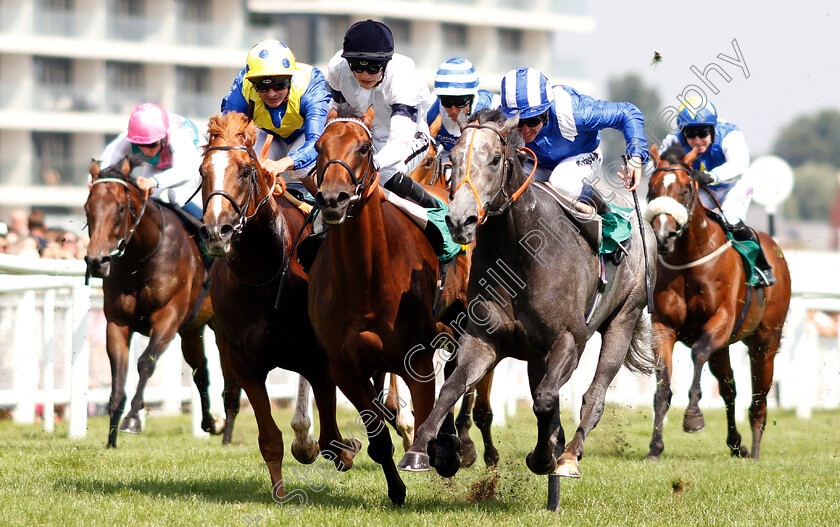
[399,108,655,482]
[84,156,234,448]
[309,106,469,505]
[199,112,360,501]
[643,144,791,460]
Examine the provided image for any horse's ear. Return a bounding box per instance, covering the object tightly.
[361,105,375,128]
[682,146,699,167]
[119,156,132,177]
[429,113,442,139]
[502,112,520,136]
[650,144,661,166]
[327,107,338,123]
[90,159,101,180]
[456,110,469,131]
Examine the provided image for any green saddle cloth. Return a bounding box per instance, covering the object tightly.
[727,232,761,287]
[598,204,634,255]
[428,199,465,263]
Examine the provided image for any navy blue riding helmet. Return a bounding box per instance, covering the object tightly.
[341,19,394,62]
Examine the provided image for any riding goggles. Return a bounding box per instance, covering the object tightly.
[517,112,548,129]
[683,126,711,139]
[253,75,292,93]
[439,95,474,109]
[347,59,387,74]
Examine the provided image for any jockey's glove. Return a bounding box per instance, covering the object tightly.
[691,170,715,185]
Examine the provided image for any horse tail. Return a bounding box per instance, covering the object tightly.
[623,310,656,375]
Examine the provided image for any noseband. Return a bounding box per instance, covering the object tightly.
[203,144,274,236]
[315,118,376,209]
[649,164,698,238]
[453,123,536,224]
[90,177,163,263]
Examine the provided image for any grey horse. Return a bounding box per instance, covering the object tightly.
[398,109,656,480]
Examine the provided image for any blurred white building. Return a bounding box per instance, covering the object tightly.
[0,0,593,219]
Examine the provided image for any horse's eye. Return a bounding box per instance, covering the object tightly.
[491,154,502,166]
[242,165,253,177]
[360,143,371,155]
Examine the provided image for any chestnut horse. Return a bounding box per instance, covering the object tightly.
[400,109,655,483]
[85,157,234,448]
[644,144,791,460]
[199,112,359,501]
[309,106,469,505]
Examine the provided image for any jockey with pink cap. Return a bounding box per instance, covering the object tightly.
[100,103,203,219]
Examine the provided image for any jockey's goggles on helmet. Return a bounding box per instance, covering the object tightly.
[439,95,474,109]
[253,75,292,93]
[517,112,548,129]
[347,59,387,74]
[683,126,711,139]
[137,140,161,149]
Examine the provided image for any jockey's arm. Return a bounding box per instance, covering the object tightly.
[286,68,330,173]
[99,131,133,169]
[708,129,750,184]
[147,131,202,190]
[220,69,248,115]
[373,106,420,175]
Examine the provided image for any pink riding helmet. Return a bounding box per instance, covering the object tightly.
[126,103,170,144]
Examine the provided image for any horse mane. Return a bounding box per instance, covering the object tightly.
[205,112,255,146]
[661,143,687,165]
[100,155,145,183]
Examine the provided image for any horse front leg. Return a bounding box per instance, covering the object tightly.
[684,315,732,433]
[120,310,179,434]
[527,331,579,476]
[708,347,748,457]
[472,371,499,468]
[215,335,241,445]
[648,324,676,460]
[105,322,131,448]
[454,387,477,467]
[399,334,497,477]
[289,375,319,464]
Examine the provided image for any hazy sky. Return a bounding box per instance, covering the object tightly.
[576,0,840,155]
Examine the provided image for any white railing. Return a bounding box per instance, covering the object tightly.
[0,253,302,440]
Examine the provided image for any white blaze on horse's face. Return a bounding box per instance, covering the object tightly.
[662,173,677,189]
[209,150,230,218]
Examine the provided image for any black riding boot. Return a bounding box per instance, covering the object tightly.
[729,221,776,287]
[383,172,441,209]
[580,183,630,265]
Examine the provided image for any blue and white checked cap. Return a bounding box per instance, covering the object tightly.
[434,57,480,97]
[500,68,553,119]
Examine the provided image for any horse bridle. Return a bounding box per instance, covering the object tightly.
[453,123,537,224]
[90,177,164,263]
[315,117,377,210]
[203,144,275,236]
[649,164,698,238]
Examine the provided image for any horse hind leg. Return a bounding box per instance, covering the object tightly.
[472,371,499,468]
[707,348,748,457]
[454,389,478,468]
[105,323,131,448]
[745,329,781,461]
[290,375,319,464]
[215,336,241,445]
[179,326,226,437]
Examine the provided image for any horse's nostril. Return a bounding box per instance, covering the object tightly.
[199,226,209,241]
[464,215,478,227]
[314,192,327,208]
[336,192,350,204]
[219,224,234,238]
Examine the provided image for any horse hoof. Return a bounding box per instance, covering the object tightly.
[554,456,581,478]
[291,437,320,465]
[388,481,407,506]
[431,434,462,478]
[730,445,749,458]
[525,451,556,475]
[644,453,661,462]
[484,447,500,468]
[119,416,142,434]
[682,410,705,433]
[397,451,430,472]
[458,439,477,468]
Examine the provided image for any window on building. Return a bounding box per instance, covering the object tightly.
[498,28,523,52]
[33,56,76,111]
[105,61,145,114]
[175,66,213,118]
[178,0,212,46]
[32,132,72,186]
[441,23,469,56]
[36,0,77,37]
[107,0,147,41]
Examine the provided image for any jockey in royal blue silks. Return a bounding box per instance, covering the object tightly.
[222,39,331,196]
[426,57,501,160]
[658,97,775,286]
[500,67,648,263]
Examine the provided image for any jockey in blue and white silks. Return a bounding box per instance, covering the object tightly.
[425,58,501,160]
[500,68,648,200]
[222,40,331,183]
[658,97,752,223]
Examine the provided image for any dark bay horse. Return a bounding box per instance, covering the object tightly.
[199,112,360,500]
[309,106,469,505]
[399,109,655,482]
[644,144,791,460]
[84,156,234,448]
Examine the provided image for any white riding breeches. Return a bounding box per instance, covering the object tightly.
[523,147,603,198]
[699,174,753,224]
[254,129,312,181]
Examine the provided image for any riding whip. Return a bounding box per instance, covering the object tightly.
[623,154,655,313]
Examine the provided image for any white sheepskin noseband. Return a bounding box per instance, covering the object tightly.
[644,196,689,227]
